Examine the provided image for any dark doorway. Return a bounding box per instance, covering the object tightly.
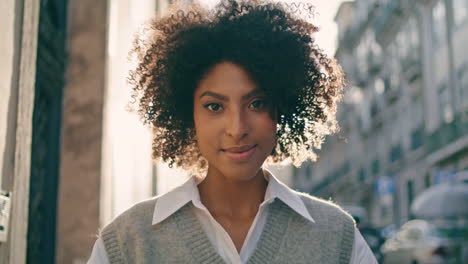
[27,0,68,263]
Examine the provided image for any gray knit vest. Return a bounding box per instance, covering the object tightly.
[101,192,355,264]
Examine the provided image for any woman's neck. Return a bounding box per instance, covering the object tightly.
[197,167,268,219]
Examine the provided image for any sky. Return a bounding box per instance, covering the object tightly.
[198,0,349,56]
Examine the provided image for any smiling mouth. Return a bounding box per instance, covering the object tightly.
[222,145,257,162]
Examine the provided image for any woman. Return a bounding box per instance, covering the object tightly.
[88,0,377,263]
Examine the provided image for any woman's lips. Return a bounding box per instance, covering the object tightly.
[222,145,257,162]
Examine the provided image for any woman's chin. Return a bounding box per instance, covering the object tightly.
[215,166,264,183]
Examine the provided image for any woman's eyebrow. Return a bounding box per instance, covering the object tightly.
[241,88,263,100]
[199,89,263,101]
[199,91,228,100]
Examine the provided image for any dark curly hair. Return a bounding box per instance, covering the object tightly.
[128,0,345,173]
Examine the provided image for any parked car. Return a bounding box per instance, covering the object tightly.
[381,219,466,264]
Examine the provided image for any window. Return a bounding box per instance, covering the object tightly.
[388,43,401,87]
[396,30,408,59]
[410,97,424,150]
[458,68,468,109]
[367,32,382,72]
[453,0,468,27]
[372,159,380,175]
[413,97,424,123]
[390,144,403,162]
[407,180,414,216]
[359,168,366,183]
[410,126,424,150]
[370,33,382,58]
[432,0,447,46]
[438,85,453,123]
[396,17,420,71]
[356,40,368,78]
[370,100,379,119]
[408,17,420,51]
[383,77,391,93]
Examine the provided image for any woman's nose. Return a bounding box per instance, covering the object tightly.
[225,108,249,141]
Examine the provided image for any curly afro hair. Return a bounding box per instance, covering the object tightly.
[128,0,345,174]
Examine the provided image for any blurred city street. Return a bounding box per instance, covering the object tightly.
[292,0,468,262]
[1,0,468,263]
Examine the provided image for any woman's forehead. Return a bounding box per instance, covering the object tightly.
[195,61,263,99]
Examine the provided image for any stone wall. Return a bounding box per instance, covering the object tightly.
[56,0,108,263]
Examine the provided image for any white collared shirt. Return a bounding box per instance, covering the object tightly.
[88,171,377,264]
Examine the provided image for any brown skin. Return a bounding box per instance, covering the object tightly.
[193,61,277,252]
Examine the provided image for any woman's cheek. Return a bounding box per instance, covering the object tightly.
[268,119,277,131]
[259,114,277,132]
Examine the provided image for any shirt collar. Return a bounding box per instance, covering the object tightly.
[152,169,314,225]
[151,176,195,225]
[263,170,314,223]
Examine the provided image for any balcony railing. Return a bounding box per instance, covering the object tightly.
[427,111,468,153]
[310,161,351,194]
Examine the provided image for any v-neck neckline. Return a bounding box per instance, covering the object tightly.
[173,199,293,264]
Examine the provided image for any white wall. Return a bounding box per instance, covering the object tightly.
[101,0,158,223]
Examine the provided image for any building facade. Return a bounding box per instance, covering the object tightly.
[0,1,172,263]
[293,0,468,228]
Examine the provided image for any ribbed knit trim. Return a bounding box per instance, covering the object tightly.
[338,215,355,264]
[101,196,354,264]
[173,203,226,264]
[247,199,292,264]
[101,222,125,264]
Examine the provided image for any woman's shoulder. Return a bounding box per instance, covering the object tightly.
[96,197,196,262]
[101,196,159,232]
[292,190,356,224]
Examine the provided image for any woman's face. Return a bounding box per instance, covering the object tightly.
[193,61,277,181]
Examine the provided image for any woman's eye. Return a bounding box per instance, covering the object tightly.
[205,103,223,112]
[249,99,265,110]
